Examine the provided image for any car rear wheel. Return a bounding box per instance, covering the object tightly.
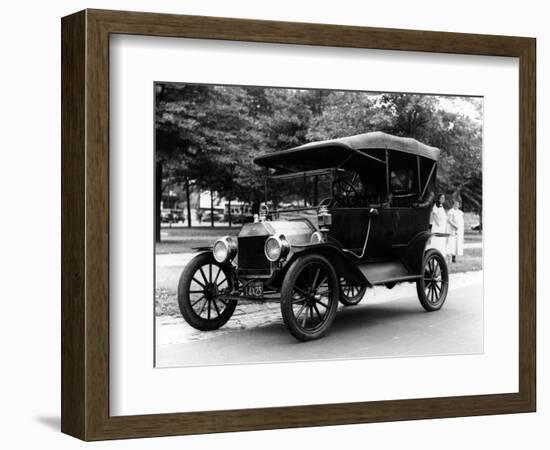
[339,277,366,306]
[416,249,449,311]
[280,254,339,341]
[178,252,237,331]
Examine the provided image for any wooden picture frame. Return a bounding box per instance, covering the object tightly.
[61,9,536,441]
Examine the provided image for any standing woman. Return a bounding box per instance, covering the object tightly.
[428,194,447,256]
[447,200,465,262]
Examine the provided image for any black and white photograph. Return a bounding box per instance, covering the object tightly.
[2,0,542,445]
[154,83,483,368]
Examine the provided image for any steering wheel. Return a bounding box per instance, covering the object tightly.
[332,179,359,207]
[318,197,333,208]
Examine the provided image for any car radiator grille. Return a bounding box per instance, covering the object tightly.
[237,236,271,276]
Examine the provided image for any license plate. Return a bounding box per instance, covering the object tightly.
[244,281,264,298]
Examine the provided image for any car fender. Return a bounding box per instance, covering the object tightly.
[191,246,213,252]
[185,249,238,283]
[401,231,434,275]
[279,243,370,287]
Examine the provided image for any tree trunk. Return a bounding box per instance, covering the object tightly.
[210,191,215,228]
[185,177,192,228]
[228,198,232,227]
[478,206,483,232]
[155,161,163,242]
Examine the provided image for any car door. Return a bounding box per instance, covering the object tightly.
[388,207,412,246]
[362,205,392,259]
[328,206,393,260]
[328,208,371,254]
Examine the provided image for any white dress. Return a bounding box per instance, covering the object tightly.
[428,204,447,255]
[447,208,464,256]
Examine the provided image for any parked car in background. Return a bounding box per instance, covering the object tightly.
[202,211,224,223]
[230,214,255,225]
[161,209,185,224]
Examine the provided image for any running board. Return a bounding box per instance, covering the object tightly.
[359,261,420,285]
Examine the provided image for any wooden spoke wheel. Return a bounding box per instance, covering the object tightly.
[416,249,449,311]
[280,254,339,341]
[339,277,366,306]
[178,252,237,331]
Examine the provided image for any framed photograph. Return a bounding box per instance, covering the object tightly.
[61,9,536,440]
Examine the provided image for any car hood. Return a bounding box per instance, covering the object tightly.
[238,220,313,245]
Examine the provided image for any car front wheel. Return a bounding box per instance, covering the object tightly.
[280,254,339,341]
[177,252,237,331]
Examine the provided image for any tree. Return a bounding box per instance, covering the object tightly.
[381,94,482,213]
[155,84,261,236]
[307,91,389,140]
[155,84,215,238]
[155,84,483,236]
[430,111,482,213]
[308,91,482,214]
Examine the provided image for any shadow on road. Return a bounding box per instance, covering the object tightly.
[332,302,426,333]
[194,301,429,344]
[156,283,482,367]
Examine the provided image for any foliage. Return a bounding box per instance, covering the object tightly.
[306,92,482,212]
[155,84,482,213]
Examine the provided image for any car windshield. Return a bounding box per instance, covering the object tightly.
[266,169,333,211]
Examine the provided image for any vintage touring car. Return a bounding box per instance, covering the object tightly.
[178,132,449,341]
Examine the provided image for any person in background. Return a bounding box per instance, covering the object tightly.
[447,200,465,263]
[428,194,447,256]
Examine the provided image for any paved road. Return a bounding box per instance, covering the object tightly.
[155,274,483,368]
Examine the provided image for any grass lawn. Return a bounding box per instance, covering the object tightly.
[156,226,240,254]
[448,247,482,273]
[157,226,482,255]
[464,230,482,243]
